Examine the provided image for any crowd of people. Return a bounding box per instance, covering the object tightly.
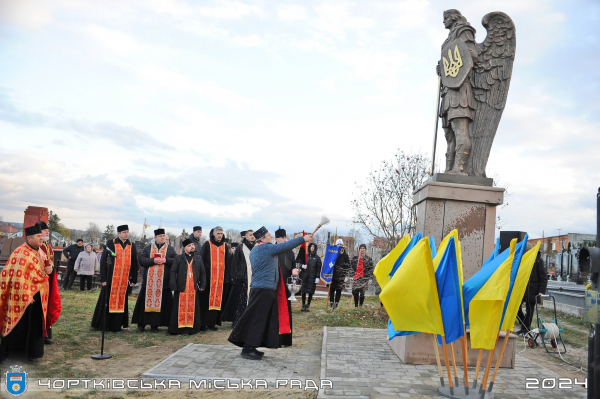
[0,223,376,362]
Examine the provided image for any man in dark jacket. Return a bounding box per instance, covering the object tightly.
[168,239,206,335]
[132,228,177,333]
[185,226,203,258]
[516,244,548,335]
[62,239,85,290]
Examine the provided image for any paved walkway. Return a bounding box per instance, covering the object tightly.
[142,327,587,398]
[319,327,586,399]
[143,343,321,385]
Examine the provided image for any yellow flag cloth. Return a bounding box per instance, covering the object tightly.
[500,242,541,331]
[469,238,516,350]
[374,234,410,290]
[380,238,444,335]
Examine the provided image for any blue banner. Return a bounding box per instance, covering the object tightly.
[320,244,340,283]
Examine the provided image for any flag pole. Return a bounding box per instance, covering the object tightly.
[431,334,445,387]
[449,342,459,387]
[440,336,454,396]
[479,331,500,398]
[473,348,483,389]
[487,330,511,394]
[460,329,470,395]
[430,76,442,176]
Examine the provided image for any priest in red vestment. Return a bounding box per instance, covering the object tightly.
[36,221,61,344]
[199,227,232,331]
[0,224,52,361]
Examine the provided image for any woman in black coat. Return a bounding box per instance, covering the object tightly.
[168,241,206,335]
[299,243,322,311]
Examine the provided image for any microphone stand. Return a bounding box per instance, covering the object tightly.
[92,246,115,360]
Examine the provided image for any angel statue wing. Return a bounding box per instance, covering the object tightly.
[467,12,516,177]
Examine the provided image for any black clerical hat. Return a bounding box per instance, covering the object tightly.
[154,228,165,236]
[193,226,202,232]
[117,225,129,232]
[275,228,286,238]
[231,242,239,248]
[240,231,247,237]
[254,226,268,240]
[182,238,193,247]
[25,224,42,237]
[36,221,49,230]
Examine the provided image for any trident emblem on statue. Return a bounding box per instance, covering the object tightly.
[442,45,463,78]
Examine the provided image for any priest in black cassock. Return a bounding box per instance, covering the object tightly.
[199,227,232,331]
[221,230,256,326]
[168,239,206,335]
[131,228,176,332]
[91,225,139,332]
[275,228,297,347]
[228,227,311,360]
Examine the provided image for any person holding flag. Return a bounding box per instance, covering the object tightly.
[329,239,351,310]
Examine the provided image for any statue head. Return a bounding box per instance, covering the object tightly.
[443,9,467,29]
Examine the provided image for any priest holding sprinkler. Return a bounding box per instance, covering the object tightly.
[228,217,328,360]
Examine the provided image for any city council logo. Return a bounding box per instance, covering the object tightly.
[5,365,27,397]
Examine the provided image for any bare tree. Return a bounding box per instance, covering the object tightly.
[225,228,241,243]
[129,231,141,243]
[84,222,102,244]
[314,228,334,245]
[351,150,429,251]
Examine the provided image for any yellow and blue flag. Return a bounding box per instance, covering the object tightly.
[389,232,422,277]
[434,236,464,345]
[380,238,444,336]
[320,244,340,283]
[463,239,516,349]
[501,242,540,331]
[374,234,410,290]
[499,235,529,328]
[483,237,500,267]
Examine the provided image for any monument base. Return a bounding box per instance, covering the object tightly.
[388,330,515,368]
[430,173,494,187]
[414,179,504,281]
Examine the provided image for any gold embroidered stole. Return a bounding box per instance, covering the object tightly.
[208,242,226,310]
[109,241,132,313]
[178,259,196,328]
[145,243,167,312]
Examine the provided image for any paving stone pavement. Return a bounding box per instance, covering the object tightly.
[319,327,587,399]
[142,327,587,398]
[143,343,321,386]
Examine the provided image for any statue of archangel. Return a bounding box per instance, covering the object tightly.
[436,10,516,177]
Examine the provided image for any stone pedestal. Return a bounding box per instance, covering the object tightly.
[413,179,504,281]
[389,178,506,365]
[388,330,516,368]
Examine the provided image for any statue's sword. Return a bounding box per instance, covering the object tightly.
[430,76,442,176]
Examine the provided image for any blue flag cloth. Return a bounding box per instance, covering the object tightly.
[499,234,529,327]
[389,232,422,277]
[482,237,500,267]
[321,244,340,283]
[463,244,511,328]
[435,237,464,345]
[388,318,419,340]
[429,236,437,258]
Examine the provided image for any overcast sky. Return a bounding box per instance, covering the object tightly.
[0,0,598,240]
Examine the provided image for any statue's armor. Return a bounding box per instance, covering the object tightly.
[439,24,478,128]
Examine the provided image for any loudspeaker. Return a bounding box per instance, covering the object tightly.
[499,231,527,253]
